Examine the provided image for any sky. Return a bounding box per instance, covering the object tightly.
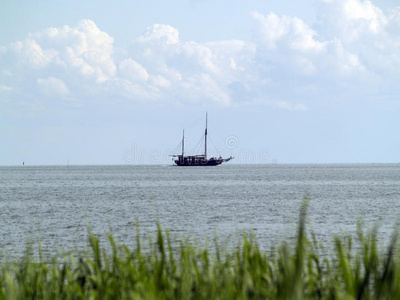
[1,0,400,165]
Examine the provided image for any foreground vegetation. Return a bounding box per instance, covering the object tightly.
[1,198,400,299]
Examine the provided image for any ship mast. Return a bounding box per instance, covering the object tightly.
[205,112,208,159]
[182,129,185,157]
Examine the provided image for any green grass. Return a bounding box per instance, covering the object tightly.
[1,197,400,299]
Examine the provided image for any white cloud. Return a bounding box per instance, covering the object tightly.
[149,75,171,88]
[106,78,155,100]
[180,42,217,74]
[205,40,256,81]
[317,0,388,43]
[37,77,69,97]
[8,39,58,69]
[2,0,400,114]
[342,0,386,34]
[252,11,360,77]
[137,24,180,46]
[119,59,149,82]
[332,39,365,73]
[180,73,231,106]
[129,24,257,105]
[30,19,116,82]
[252,12,326,53]
[315,0,400,81]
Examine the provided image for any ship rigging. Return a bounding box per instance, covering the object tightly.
[171,113,233,166]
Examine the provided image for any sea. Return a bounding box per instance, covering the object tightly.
[0,164,399,258]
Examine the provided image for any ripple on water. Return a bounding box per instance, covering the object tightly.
[0,164,399,257]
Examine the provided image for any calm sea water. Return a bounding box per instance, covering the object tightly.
[0,164,399,257]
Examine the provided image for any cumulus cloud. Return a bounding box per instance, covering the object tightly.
[252,12,326,53]
[149,75,171,88]
[137,24,180,46]
[315,0,400,80]
[252,10,366,77]
[128,24,256,105]
[318,0,387,40]
[1,0,400,114]
[249,0,400,106]
[12,19,116,83]
[7,39,58,69]
[37,77,69,97]
[119,59,149,82]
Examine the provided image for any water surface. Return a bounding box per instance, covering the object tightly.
[1,164,399,257]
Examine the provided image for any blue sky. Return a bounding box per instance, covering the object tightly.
[1,0,400,165]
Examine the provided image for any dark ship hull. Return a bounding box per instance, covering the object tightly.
[171,113,234,166]
[174,156,232,166]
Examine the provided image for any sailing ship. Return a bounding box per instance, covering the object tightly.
[171,113,233,166]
